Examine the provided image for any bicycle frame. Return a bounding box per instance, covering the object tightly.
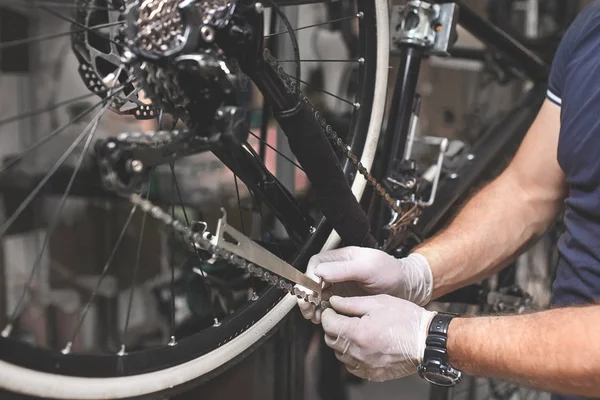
[374,0,549,245]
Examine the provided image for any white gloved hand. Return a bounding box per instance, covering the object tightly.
[321,294,436,382]
[298,247,433,323]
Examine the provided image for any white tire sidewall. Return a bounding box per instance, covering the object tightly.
[0,2,389,397]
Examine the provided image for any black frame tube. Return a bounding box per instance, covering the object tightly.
[371,46,424,241]
[383,46,424,183]
[455,0,550,82]
[252,62,377,247]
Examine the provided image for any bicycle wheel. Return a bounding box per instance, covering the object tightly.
[0,0,389,398]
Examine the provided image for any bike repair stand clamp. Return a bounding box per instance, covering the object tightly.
[391,1,459,57]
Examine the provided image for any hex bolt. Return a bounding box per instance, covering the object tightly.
[201,25,215,43]
[130,159,144,173]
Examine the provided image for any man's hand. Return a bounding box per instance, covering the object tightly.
[298,247,433,323]
[320,294,436,382]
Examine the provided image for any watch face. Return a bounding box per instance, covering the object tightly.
[421,371,458,387]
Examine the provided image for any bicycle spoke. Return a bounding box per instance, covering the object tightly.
[0,21,125,50]
[0,82,127,128]
[253,101,269,237]
[168,170,177,344]
[0,103,112,237]
[246,133,304,172]
[168,162,217,324]
[265,14,360,38]
[278,59,359,63]
[1,107,104,338]
[233,172,256,296]
[285,74,356,107]
[233,175,246,234]
[3,0,122,11]
[40,6,124,49]
[157,109,165,129]
[230,149,287,257]
[0,87,126,174]
[229,155,263,298]
[62,204,138,354]
[120,186,150,354]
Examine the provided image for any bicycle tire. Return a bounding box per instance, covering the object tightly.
[0,1,389,398]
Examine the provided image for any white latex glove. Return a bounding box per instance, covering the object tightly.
[298,247,433,323]
[321,294,436,382]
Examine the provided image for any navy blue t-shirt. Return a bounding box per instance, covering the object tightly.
[547,1,600,399]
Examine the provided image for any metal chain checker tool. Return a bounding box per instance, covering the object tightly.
[128,193,328,307]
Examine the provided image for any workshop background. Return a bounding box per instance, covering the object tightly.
[0,0,590,399]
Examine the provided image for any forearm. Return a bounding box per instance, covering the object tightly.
[447,305,600,397]
[413,100,565,299]
[416,169,560,299]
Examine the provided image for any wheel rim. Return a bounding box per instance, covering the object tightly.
[0,0,388,397]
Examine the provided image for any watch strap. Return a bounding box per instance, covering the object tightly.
[423,312,457,364]
[429,312,456,336]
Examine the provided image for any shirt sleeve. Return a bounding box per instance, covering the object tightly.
[547,33,571,106]
[547,5,592,107]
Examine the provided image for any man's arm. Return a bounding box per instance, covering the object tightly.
[416,99,568,299]
[448,305,600,397]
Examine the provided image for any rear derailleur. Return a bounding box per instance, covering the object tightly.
[95,106,248,196]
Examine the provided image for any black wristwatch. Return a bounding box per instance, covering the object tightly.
[417,312,462,387]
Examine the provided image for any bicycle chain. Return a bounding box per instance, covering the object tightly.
[128,193,323,306]
[262,49,406,216]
